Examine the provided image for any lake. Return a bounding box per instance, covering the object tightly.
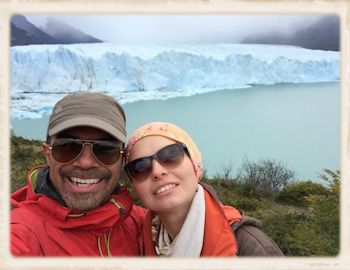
[11,82,340,181]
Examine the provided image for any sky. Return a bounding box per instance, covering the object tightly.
[26,15,325,43]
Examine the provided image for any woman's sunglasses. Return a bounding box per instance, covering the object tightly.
[49,138,124,165]
[124,143,189,182]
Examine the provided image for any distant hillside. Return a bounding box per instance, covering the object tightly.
[39,17,102,44]
[11,15,59,45]
[241,16,339,51]
[11,23,40,46]
[11,14,102,46]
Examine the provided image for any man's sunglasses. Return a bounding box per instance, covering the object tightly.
[124,142,189,182]
[49,138,124,165]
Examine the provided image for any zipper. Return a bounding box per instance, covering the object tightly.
[110,198,126,215]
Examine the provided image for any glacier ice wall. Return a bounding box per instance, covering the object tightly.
[11,43,339,118]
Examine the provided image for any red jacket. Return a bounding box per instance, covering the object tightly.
[141,185,242,256]
[11,166,145,256]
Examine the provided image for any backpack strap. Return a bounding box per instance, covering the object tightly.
[232,215,284,256]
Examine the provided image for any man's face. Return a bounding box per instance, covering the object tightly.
[42,126,123,211]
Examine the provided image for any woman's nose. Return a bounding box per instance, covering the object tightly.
[151,159,168,181]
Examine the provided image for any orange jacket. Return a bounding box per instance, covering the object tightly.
[11,165,145,256]
[140,185,242,256]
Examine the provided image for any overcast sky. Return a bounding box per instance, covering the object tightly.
[26,15,325,43]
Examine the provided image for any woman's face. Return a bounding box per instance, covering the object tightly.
[128,135,198,214]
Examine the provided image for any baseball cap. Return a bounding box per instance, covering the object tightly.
[47,92,126,142]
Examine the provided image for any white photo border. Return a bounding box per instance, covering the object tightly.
[0,0,349,270]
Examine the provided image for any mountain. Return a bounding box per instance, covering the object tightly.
[39,17,102,44]
[11,23,38,46]
[11,15,102,46]
[11,15,59,46]
[241,16,339,51]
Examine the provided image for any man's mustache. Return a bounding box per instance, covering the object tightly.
[60,168,111,180]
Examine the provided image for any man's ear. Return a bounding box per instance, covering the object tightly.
[42,143,51,163]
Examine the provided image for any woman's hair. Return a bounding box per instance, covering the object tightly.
[126,122,203,179]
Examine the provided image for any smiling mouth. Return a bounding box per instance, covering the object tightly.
[155,183,178,195]
[69,177,102,188]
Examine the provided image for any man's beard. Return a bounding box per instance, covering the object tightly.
[61,189,111,211]
[57,167,115,211]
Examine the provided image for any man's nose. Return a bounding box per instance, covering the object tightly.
[72,144,99,168]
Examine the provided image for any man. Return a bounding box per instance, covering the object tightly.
[11,92,145,256]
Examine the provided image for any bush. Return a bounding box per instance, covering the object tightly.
[260,210,306,255]
[306,170,340,252]
[236,157,295,197]
[201,178,240,202]
[259,205,338,256]
[269,171,340,255]
[11,134,46,191]
[277,181,329,207]
[283,222,338,256]
[307,194,339,249]
[237,181,260,198]
[234,197,261,211]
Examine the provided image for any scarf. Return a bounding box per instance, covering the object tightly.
[152,184,205,257]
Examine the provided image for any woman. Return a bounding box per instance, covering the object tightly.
[124,122,283,257]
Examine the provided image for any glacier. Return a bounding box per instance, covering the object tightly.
[11,43,339,119]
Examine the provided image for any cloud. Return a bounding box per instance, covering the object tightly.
[26,14,327,43]
[241,15,339,51]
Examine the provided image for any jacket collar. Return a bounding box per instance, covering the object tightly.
[34,166,67,206]
[141,184,242,256]
[34,166,121,207]
[11,165,133,232]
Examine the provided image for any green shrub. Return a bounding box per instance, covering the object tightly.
[283,222,338,256]
[276,181,329,207]
[306,173,340,252]
[269,175,340,256]
[307,194,339,249]
[236,157,295,197]
[238,181,261,198]
[258,210,301,255]
[259,206,338,256]
[234,196,261,211]
[11,134,46,192]
[201,178,240,202]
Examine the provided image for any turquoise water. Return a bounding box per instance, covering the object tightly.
[11,82,339,181]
